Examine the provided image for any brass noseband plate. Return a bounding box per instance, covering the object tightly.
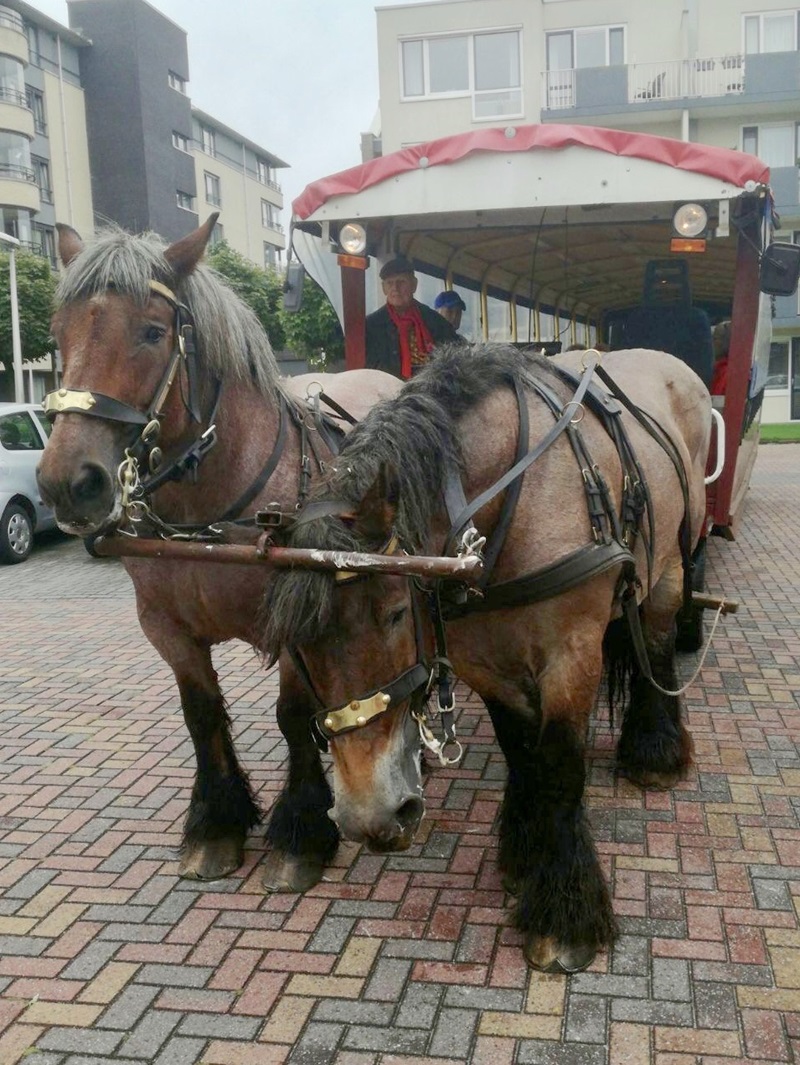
[43,389,97,415]
[322,691,391,735]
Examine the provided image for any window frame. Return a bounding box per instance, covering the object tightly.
[172,131,190,154]
[168,70,187,93]
[204,171,221,208]
[25,85,46,134]
[743,9,800,54]
[545,23,627,72]
[200,125,216,157]
[176,190,195,212]
[741,120,800,166]
[399,27,524,121]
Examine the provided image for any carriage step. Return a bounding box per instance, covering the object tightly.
[692,592,738,614]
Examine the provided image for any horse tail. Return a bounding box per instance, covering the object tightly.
[602,615,637,727]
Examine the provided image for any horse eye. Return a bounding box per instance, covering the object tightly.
[144,325,167,345]
[388,606,408,627]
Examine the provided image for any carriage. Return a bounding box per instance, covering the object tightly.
[36,125,800,973]
[288,123,799,544]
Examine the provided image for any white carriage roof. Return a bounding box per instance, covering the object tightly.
[293,124,769,222]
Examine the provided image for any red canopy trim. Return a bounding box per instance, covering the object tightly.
[293,124,770,221]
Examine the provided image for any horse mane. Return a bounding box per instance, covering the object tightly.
[55,226,283,399]
[260,342,550,653]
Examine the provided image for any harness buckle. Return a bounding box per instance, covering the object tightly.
[255,503,287,528]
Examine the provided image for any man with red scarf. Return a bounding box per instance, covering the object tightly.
[365,257,459,379]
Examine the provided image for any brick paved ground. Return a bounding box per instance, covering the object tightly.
[0,443,798,1065]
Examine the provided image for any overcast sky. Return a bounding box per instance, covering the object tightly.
[31,0,427,216]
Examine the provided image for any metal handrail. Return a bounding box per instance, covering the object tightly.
[0,86,27,107]
[0,163,36,183]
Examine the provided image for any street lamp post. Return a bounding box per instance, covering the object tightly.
[0,232,24,403]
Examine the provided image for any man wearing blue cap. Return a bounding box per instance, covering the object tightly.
[434,290,467,334]
[365,257,458,379]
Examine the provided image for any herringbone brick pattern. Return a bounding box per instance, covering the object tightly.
[0,443,798,1064]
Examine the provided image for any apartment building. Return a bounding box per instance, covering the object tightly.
[373,0,800,422]
[0,0,287,398]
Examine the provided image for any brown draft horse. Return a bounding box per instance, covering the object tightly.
[261,343,712,972]
[36,217,401,887]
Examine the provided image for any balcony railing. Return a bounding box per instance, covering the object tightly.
[0,163,36,183]
[0,9,24,33]
[0,86,27,107]
[543,54,745,110]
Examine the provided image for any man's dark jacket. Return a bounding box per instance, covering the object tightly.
[364,300,458,378]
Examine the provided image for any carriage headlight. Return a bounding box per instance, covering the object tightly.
[673,203,708,238]
[339,222,367,255]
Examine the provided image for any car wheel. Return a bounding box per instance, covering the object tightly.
[0,502,34,564]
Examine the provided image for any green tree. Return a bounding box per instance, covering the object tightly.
[279,273,344,368]
[206,241,286,352]
[0,248,57,365]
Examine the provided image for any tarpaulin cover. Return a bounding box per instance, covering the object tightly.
[293,124,770,221]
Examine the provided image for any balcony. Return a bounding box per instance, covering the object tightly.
[543,54,746,113]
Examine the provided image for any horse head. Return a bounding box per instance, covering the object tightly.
[265,466,439,853]
[37,215,219,536]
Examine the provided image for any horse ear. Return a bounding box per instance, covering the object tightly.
[164,213,220,279]
[56,223,84,266]
[351,463,400,545]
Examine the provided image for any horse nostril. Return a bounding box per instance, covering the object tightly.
[395,797,424,834]
[71,463,111,505]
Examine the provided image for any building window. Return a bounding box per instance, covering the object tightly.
[400,29,522,119]
[204,172,221,207]
[0,56,26,107]
[261,199,276,228]
[0,131,34,182]
[257,157,274,186]
[31,222,56,267]
[742,122,799,166]
[264,241,281,269]
[31,156,52,203]
[24,21,39,60]
[168,70,187,93]
[176,190,195,211]
[209,222,224,247]
[172,131,190,153]
[744,10,800,54]
[546,25,625,72]
[766,340,789,389]
[25,86,46,134]
[200,125,216,157]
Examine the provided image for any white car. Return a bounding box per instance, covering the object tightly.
[0,402,57,563]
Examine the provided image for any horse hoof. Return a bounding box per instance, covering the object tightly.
[261,851,325,893]
[178,838,243,880]
[524,935,596,973]
[619,766,682,791]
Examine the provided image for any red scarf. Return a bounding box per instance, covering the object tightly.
[387,302,435,379]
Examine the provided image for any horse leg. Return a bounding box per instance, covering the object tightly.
[610,562,693,789]
[262,659,340,892]
[138,612,260,879]
[486,642,616,973]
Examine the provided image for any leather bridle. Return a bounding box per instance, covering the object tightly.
[43,280,208,481]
